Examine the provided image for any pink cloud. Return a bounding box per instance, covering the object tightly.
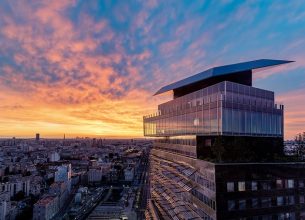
[0,1,157,137]
[159,40,180,55]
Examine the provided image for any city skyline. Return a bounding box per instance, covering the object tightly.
[0,1,305,139]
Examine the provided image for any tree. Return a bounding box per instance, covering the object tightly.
[12,191,25,201]
[212,136,225,162]
[4,167,9,175]
[295,133,305,158]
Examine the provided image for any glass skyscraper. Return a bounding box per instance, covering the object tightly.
[144,81,283,137]
[144,59,305,220]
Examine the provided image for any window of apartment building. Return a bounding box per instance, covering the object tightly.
[299,180,304,188]
[261,198,271,208]
[300,195,305,204]
[196,209,213,220]
[287,179,294,189]
[239,200,246,210]
[238,181,245,191]
[228,200,235,211]
[227,182,234,192]
[212,201,216,210]
[191,188,215,210]
[261,181,271,190]
[277,196,284,206]
[252,198,258,208]
[278,213,295,220]
[276,179,283,189]
[251,181,258,191]
[286,195,295,205]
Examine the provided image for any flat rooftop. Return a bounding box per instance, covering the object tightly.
[35,195,57,206]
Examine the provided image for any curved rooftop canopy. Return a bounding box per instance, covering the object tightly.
[154,59,293,96]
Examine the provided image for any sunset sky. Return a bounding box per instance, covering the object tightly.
[0,0,304,139]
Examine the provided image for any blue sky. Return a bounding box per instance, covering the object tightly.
[0,0,304,138]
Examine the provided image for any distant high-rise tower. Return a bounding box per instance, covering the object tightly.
[143,59,305,220]
[36,133,40,141]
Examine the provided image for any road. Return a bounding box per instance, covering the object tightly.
[52,150,150,220]
[135,151,150,220]
[73,187,106,220]
[52,186,79,220]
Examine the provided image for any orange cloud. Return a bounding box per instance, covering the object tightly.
[0,0,304,140]
[0,1,154,138]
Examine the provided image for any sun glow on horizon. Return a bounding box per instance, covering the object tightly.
[0,1,304,139]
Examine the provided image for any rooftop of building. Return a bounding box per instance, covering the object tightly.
[154,59,293,97]
[35,195,57,206]
[50,181,66,187]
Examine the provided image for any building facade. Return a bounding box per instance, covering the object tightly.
[0,176,30,198]
[33,195,59,220]
[143,59,305,219]
[88,167,103,183]
[0,200,7,220]
[124,167,135,181]
[53,163,72,192]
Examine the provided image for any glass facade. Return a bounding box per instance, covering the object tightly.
[153,136,197,158]
[143,60,299,220]
[148,150,216,219]
[144,81,283,137]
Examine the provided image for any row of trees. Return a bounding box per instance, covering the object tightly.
[295,132,305,142]
[295,132,305,158]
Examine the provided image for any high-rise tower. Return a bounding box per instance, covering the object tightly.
[36,133,40,141]
[144,59,305,220]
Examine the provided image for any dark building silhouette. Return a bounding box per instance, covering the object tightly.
[36,133,40,141]
[143,59,305,220]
